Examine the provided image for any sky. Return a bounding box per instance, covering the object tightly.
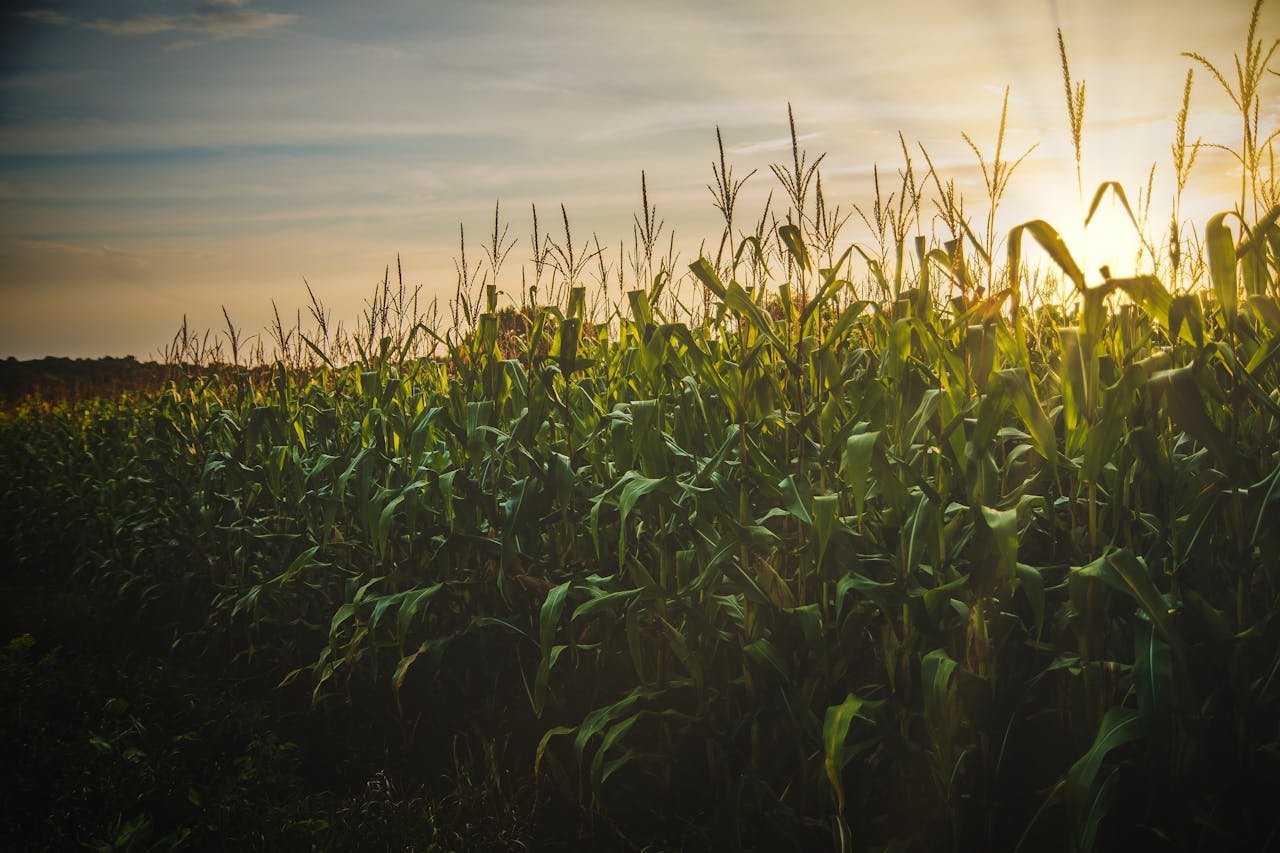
[0,0,1273,359]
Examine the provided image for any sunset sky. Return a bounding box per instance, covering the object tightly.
[0,0,1270,359]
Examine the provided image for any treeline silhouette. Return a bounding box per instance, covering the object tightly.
[1,356,172,406]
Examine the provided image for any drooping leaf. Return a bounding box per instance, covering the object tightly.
[778,223,812,273]
[1073,549,1185,665]
[1150,366,1238,475]
[1009,219,1086,295]
[981,505,1018,584]
[1066,706,1145,848]
[778,474,814,525]
[823,693,871,814]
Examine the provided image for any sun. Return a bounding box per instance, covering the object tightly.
[1029,186,1151,289]
[1078,196,1149,281]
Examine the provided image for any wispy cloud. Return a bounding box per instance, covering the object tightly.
[729,132,826,156]
[17,9,72,25]
[21,0,296,43]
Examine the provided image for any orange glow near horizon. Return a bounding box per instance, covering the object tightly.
[0,0,1272,358]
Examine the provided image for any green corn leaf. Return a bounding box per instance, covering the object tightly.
[778,474,814,525]
[589,712,645,804]
[723,281,794,368]
[966,324,997,391]
[786,602,823,649]
[991,368,1057,465]
[1149,366,1238,475]
[1247,294,1280,330]
[778,223,812,272]
[695,423,740,485]
[375,493,406,556]
[823,300,873,348]
[1079,286,1108,341]
[1009,219,1086,294]
[618,473,670,527]
[903,490,934,575]
[688,257,727,300]
[735,235,764,267]
[1239,205,1280,296]
[799,247,853,334]
[574,687,650,764]
[921,573,969,620]
[329,603,356,638]
[534,726,576,783]
[835,572,896,619]
[853,244,890,295]
[477,313,498,357]
[1084,181,1142,235]
[1081,368,1138,483]
[557,317,582,375]
[1235,203,1280,260]
[744,637,791,685]
[813,493,841,567]
[1066,706,1145,848]
[823,693,870,814]
[1110,275,1172,328]
[572,588,640,621]
[534,582,571,717]
[1246,332,1280,374]
[1016,563,1045,639]
[656,615,704,689]
[922,649,958,768]
[231,585,262,623]
[1168,294,1204,347]
[301,333,336,369]
[1073,549,1184,664]
[902,388,942,450]
[777,281,794,324]
[274,545,320,585]
[627,289,654,330]
[566,285,586,320]
[396,584,443,650]
[1133,620,1173,756]
[981,505,1018,584]
[1058,327,1093,435]
[392,640,431,710]
[1206,212,1238,320]
[882,317,912,384]
[1075,767,1123,853]
[369,589,408,635]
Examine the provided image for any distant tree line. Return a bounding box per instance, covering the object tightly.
[0,356,171,406]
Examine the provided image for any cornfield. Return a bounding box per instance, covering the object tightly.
[4,7,1280,850]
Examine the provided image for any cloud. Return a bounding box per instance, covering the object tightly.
[0,68,103,90]
[0,238,156,286]
[17,9,72,25]
[21,1,296,42]
[84,17,186,36]
[729,132,826,156]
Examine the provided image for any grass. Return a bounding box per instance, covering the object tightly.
[2,4,1279,849]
